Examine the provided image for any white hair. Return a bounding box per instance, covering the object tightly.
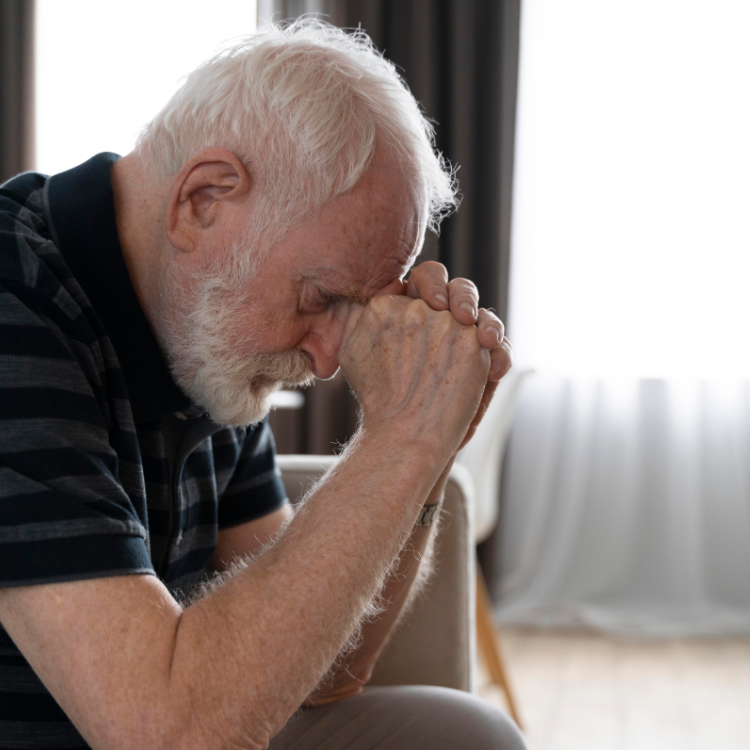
[137,19,457,243]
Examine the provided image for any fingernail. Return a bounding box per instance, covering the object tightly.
[435,292,448,304]
[491,359,504,377]
[486,326,501,341]
[459,302,476,317]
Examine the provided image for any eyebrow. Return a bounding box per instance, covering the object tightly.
[334,284,372,307]
[307,272,374,307]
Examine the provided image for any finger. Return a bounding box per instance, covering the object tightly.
[342,302,366,341]
[457,379,499,451]
[405,261,450,310]
[475,308,505,350]
[477,379,499,424]
[489,337,513,381]
[446,278,479,325]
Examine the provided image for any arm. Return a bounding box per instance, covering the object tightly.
[304,263,513,704]
[204,472,441,708]
[302,462,451,706]
[209,505,294,572]
[0,296,489,750]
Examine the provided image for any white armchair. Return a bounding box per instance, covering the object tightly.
[276,455,478,693]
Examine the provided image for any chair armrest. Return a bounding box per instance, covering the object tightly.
[276,455,477,694]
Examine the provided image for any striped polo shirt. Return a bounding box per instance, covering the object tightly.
[0,153,288,748]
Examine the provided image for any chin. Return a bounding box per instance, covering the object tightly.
[204,383,278,427]
[182,362,315,428]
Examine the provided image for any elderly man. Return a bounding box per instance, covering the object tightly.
[0,21,522,750]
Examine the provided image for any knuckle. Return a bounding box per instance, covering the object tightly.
[368,295,393,317]
[419,260,448,277]
[449,277,479,296]
[410,261,448,289]
[481,316,504,337]
[480,307,502,324]
[369,295,388,311]
[435,309,457,332]
[404,298,430,323]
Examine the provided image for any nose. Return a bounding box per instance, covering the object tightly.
[299,317,347,380]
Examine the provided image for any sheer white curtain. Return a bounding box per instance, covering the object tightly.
[498,377,750,634]
[500,0,750,634]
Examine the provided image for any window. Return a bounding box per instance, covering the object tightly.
[36,0,257,175]
[509,0,750,378]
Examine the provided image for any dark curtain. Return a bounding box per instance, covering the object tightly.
[258,0,345,26]
[266,0,522,463]
[344,0,520,323]
[0,0,35,183]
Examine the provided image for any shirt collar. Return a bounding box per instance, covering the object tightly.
[44,152,191,423]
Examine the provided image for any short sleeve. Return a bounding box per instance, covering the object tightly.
[217,418,289,529]
[0,281,155,588]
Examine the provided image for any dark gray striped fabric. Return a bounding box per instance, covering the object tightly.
[0,154,288,748]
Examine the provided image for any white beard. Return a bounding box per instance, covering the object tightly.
[156,249,314,427]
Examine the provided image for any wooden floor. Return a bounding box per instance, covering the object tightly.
[478,627,750,750]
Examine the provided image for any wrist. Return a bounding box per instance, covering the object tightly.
[334,426,447,526]
[354,423,453,482]
[421,455,454,506]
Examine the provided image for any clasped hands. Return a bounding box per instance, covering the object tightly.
[339,261,513,458]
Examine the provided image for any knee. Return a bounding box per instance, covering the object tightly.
[467,705,525,749]
[388,686,527,750]
[431,688,526,750]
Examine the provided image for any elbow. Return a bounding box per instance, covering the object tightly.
[168,719,273,750]
[303,683,365,707]
[164,696,276,750]
[303,665,374,708]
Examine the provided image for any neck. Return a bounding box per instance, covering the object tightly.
[110,153,168,330]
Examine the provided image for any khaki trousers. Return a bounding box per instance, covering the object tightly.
[268,686,527,750]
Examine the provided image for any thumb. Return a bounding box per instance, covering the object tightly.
[342,302,366,342]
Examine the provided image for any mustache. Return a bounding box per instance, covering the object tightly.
[249,348,315,389]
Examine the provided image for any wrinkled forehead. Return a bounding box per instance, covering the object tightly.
[290,149,427,301]
[332,210,422,301]
[336,175,426,299]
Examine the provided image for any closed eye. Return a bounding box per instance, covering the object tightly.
[302,286,345,314]
[319,288,345,305]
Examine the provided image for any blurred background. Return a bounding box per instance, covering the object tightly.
[2,0,750,747]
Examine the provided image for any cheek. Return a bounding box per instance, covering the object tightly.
[218,288,307,354]
[252,311,310,353]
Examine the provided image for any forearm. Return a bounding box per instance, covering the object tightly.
[0,430,447,750]
[303,461,453,706]
[167,429,448,750]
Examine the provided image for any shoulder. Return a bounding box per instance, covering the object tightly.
[0,174,49,281]
[0,173,102,358]
[0,188,119,434]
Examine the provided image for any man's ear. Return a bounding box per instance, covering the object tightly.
[165,148,252,253]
